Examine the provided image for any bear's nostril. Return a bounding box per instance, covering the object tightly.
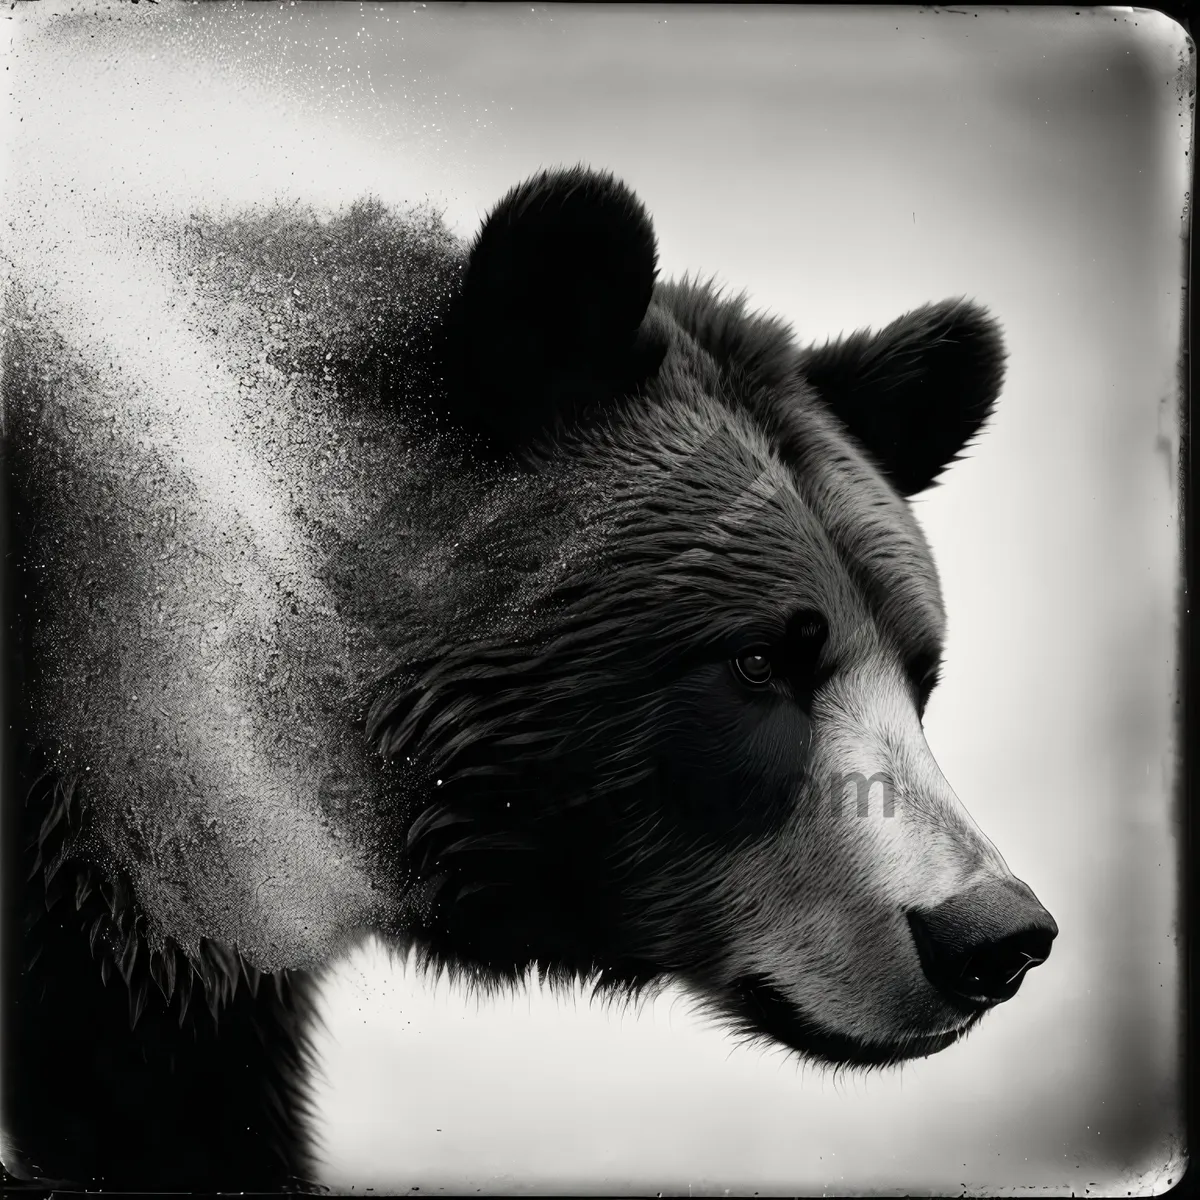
[908,880,1057,1010]
[942,927,1054,1002]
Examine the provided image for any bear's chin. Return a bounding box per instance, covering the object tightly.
[722,976,984,1069]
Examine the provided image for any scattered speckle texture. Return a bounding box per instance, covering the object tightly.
[5,195,476,972]
[5,165,631,976]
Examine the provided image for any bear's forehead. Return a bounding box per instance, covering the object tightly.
[606,341,946,664]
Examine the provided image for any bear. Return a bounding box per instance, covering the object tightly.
[0,166,1057,1191]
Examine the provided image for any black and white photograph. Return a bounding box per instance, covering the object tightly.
[0,3,1190,1194]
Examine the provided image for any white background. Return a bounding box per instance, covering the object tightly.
[3,4,1188,1194]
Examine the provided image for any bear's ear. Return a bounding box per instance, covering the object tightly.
[801,299,1006,497]
[449,166,662,456]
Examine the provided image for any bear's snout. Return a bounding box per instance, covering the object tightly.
[906,879,1058,1009]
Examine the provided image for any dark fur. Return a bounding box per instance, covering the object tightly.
[2,166,1006,1188]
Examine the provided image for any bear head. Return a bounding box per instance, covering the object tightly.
[359,166,1057,1069]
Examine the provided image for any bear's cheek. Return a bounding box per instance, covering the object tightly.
[652,663,814,838]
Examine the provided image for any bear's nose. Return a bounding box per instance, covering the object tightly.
[907,878,1058,1009]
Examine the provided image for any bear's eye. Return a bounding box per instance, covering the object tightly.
[908,648,943,718]
[732,649,773,687]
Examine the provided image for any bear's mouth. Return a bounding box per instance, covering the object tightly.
[725,975,982,1068]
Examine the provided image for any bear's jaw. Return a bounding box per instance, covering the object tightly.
[720,974,983,1068]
